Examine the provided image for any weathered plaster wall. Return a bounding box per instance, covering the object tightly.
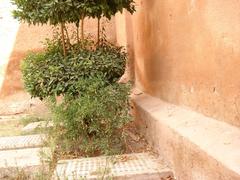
[0,19,116,98]
[0,24,52,98]
[116,0,240,127]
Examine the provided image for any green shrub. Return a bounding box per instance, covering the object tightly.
[21,40,126,99]
[21,39,132,156]
[50,76,131,155]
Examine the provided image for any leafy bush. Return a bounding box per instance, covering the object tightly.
[21,39,126,99]
[50,76,131,155]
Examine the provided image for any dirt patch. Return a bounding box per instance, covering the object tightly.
[124,122,155,154]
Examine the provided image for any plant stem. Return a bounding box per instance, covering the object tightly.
[97,18,101,46]
[60,23,66,57]
[76,25,80,43]
[81,17,84,39]
[76,23,80,43]
[64,24,71,47]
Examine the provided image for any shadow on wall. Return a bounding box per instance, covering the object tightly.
[0,18,116,98]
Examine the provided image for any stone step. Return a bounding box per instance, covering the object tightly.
[22,121,53,133]
[0,147,50,178]
[0,134,46,150]
[53,153,174,180]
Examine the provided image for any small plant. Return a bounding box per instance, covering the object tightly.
[50,76,131,156]
[0,165,49,180]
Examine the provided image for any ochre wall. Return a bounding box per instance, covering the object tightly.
[116,0,240,127]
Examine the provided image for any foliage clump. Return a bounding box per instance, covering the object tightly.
[21,39,126,99]
[51,76,130,155]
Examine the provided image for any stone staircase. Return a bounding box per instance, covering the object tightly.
[0,115,50,179]
[0,114,176,180]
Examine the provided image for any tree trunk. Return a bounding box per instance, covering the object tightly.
[60,23,66,57]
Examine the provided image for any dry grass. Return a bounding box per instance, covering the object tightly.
[0,120,23,137]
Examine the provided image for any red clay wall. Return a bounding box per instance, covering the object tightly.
[116,0,240,127]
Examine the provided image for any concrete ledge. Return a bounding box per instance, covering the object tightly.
[133,93,240,180]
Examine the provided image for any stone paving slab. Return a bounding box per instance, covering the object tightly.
[53,153,174,180]
[0,134,46,150]
[22,121,53,133]
[0,147,50,168]
[0,147,50,179]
